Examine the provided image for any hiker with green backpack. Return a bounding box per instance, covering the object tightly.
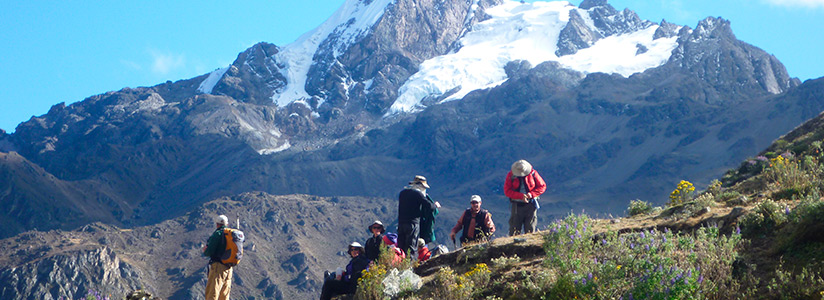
[202,214,245,300]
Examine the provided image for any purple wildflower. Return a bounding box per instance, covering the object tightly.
[785,206,791,215]
[663,236,667,243]
[645,244,650,251]
[747,160,757,165]
[588,273,593,280]
[582,278,587,285]
[735,226,741,235]
[574,279,578,285]
[601,239,608,245]
[697,275,704,284]
[573,270,578,274]
[756,155,768,161]
[640,231,646,239]
[684,277,689,284]
[630,243,635,249]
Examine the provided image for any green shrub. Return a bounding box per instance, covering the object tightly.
[490,255,521,272]
[718,191,744,205]
[541,214,742,299]
[740,199,787,238]
[627,199,653,216]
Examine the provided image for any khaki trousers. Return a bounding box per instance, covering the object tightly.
[205,262,233,300]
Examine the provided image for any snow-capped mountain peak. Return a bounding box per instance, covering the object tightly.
[272,0,395,107]
[387,0,679,114]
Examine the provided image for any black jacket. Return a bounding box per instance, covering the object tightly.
[398,187,435,224]
[364,234,384,261]
[343,255,371,284]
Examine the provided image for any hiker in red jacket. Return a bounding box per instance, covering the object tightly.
[449,195,496,245]
[504,160,546,236]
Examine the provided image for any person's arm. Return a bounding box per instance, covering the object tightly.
[202,229,221,257]
[504,171,525,199]
[449,211,466,240]
[450,211,466,235]
[485,213,496,234]
[529,171,547,198]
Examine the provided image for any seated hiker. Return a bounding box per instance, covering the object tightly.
[381,233,406,266]
[320,242,371,300]
[364,220,386,261]
[449,195,496,246]
[417,238,431,262]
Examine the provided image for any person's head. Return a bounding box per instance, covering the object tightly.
[409,175,430,189]
[511,160,533,177]
[417,238,426,249]
[382,235,396,246]
[470,195,482,213]
[215,215,228,228]
[348,242,364,257]
[368,220,385,236]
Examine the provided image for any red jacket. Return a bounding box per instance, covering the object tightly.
[504,170,547,200]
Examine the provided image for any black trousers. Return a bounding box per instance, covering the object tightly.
[397,222,420,257]
[319,278,355,300]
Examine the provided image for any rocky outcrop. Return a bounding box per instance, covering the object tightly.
[211,42,287,106]
[556,1,653,56]
[0,247,145,300]
[556,9,603,56]
[667,17,800,97]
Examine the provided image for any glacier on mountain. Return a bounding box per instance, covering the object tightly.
[388,0,679,114]
[198,66,230,94]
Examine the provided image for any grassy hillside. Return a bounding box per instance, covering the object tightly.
[350,114,824,299]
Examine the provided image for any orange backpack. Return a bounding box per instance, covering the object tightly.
[220,228,245,266]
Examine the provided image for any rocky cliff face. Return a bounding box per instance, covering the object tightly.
[0,246,145,300]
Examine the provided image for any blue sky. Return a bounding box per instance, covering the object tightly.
[1,0,823,133]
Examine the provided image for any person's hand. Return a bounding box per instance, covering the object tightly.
[434,201,441,208]
[449,232,456,241]
[523,194,530,203]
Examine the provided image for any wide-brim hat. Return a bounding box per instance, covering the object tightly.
[368,220,386,233]
[409,175,430,189]
[348,242,364,252]
[511,160,533,177]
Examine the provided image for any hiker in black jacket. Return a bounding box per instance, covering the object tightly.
[320,242,370,300]
[364,220,386,261]
[397,175,440,257]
